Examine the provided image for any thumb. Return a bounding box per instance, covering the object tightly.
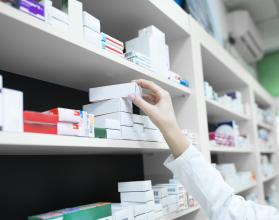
[129,94,154,115]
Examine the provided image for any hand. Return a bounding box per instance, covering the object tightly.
[128,79,190,157]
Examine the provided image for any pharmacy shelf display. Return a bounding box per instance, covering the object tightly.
[1,0,279,219]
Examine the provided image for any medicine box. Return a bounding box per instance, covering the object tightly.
[133,124,144,133]
[19,0,45,21]
[57,122,79,136]
[154,197,168,207]
[83,26,101,48]
[143,117,158,130]
[78,111,90,137]
[89,82,142,102]
[152,186,168,199]
[28,211,64,220]
[2,88,23,132]
[24,123,57,135]
[111,204,134,220]
[95,112,133,127]
[50,6,69,24]
[132,114,145,125]
[68,0,83,39]
[45,108,80,123]
[84,98,133,116]
[101,33,124,50]
[101,41,124,56]
[94,118,120,130]
[125,51,150,63]
[121,126,144,141]
[87,113,95,138]
[83,11,101,33]
[156,184,185,195]
[138,25,166,44]
[106,129,121,140]
[50,17,69,32]
[144,129,164,142]
[95,127,107,139]
[118,180,152,192]
[120,190,154,203]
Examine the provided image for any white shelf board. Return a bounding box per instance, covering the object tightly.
[257,121,272,130]
[82,0,190,42]
[234,182,257,194]
[206,98,249,122]
[0,3,191,97]
[262,174,278,183]
[260,148,277,154]
[164,206,200,220]
[0,132,170,155]
[210,146,253,154]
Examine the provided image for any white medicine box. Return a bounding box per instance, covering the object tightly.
[84,98,133,116]
[118,180,152,192]
[120,190,154,203]
[89,82,142,102]
[94,112,133,127]
[83,11,101,33]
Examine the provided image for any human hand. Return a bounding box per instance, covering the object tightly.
[128,79,189,157]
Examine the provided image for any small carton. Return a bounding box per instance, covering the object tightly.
[83,26,101,48]
[101,41,124,56]
[94,118,120,130]
[57,122,79,136]
[95,112,133,127]
[152,186,168,199]
[83,11,101,33]
[89,82,142,102]
[68,0,83,39]
[111,204,134,220]
[118,180,152,192]
[120,190,154,203]
[122,200,154,216]
[106,129,121,140]
[45,108,80,123]
[101,32,124,50]
[84,98,133,116]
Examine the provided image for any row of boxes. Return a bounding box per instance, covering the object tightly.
[204,81,246,115]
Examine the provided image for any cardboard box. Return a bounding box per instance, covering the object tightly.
[50,6,69,24]
[83,26,101,48]
[154,197,168,207]
[78,111,95,137]
[24,111,58,124]
[111,204,134,220]
[94,118,120,130]
[120,190,154,203]
[95,128,107,139]
[101,33,124,50]
[2,88,23,132]
[19,0,45,21]
[68,0,83,39]
[24,123,57,135]
[121,201,154,217]
[118,180,152,192]
[144,129,164,142]
[106,129,121,140]
[121,126,142,141]
[152,186,168,199]
[95,112,133,127]
[45,108,80,123]
[125,51,150,63]
[101,41,124,56]
[57,122,79,136]
[83,11,100,33]
[127,57,152,71]
[132,114,145,125]
[133,124,144,133]
[138,25,165,44]
[156,183,185,195]
[84,98,133,116]
[143,117,158,130]
[50,17,69,32]
[89,82,142,102]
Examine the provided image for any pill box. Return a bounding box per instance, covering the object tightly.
[89,82,142,103]
[101,41,124,56]
[68,0,83,39]
[84,98,133,116]
[83,26,101,48]
[19,0,45,21]
[94,118,120,130]
[83,11,101,33]
[120,190,154,203]
[45,108,80,123]
[118,180,152,192]
[101,32,124,50]
[95,112,133,127]
[57,122,79,136]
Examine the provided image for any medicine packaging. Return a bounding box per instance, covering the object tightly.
[106,129,121,140]
[118,180,152,192]
[134,213,148,220]
[78,111,94,137]
[101,33,124,50]
[94,118,121,130]
[49,17,69,31]
[120,190,154,203]
[121,126,145,141]
[50,6,69,24]
[101,41,124,56]
[83,26,101,47]
[132,114,145,125]
[68,0,83,39]
[90,82,142,103]
[121,201,154,217]
[111,204,134,220]
[143,117,158,130]
[152,186,168,199]
[24,123,57,135]
[19,0,45,21]
[83,11,100,33]
[95,112,133,127]
[84,98,133,116]
[45,108,80,123]
[2,88,23,132]
[125,51,151,63]
[57,122,79,136]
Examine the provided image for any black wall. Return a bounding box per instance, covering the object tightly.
[0,71,144,220]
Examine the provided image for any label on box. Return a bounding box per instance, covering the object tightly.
[101,32,124,49]
[45,108,80,123]
[20,0,45,20]
[101,41,124,56]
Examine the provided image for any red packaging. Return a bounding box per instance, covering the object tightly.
[24,123,57,134]
[24,111,58,125]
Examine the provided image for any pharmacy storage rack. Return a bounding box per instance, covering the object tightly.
[0,0,278,219]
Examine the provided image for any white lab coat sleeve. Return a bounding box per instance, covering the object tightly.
[164,145,279,220]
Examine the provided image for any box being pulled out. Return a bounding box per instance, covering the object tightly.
[89,82,142,102]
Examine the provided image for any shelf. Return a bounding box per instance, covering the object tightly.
[0,3,191,97]
[234,182,257,194]
[257,121,272,130]
[210,146,253,154]
[206,98,249,122]
[260,149,277,154]
[164,206,200,220]
[82,0,191,42]
[0,132,170,155]
[262,174,278,183]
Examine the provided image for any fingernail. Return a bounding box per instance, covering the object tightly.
[128,94,136,101]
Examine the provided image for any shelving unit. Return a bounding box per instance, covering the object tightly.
[235,182,257,194]
[1,0,279,219]
[262,174,278,183]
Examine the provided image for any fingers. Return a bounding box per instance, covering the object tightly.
[143,94,156,105]
[132,95,155,116]
[135,79,163,95]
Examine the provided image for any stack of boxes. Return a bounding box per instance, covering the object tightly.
[101,33,125,57]
[83,11,101,48]
[152,185,168,217]
[84,82,165,142]
[125,26,189,87]
[111,204,134,220]
[0,75,24,133]
[118,181,155,219]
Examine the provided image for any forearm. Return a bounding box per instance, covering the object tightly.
[161,123,190,158]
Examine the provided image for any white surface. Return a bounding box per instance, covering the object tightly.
[0,132,169,155]
[0,3,191,97]
[163,206,200,220]
[234,182,257,194]
[210,147,253,154]
[206,98,249,122]
[118,180,152,192]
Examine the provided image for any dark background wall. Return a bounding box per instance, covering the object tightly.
[0,70,144,220]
